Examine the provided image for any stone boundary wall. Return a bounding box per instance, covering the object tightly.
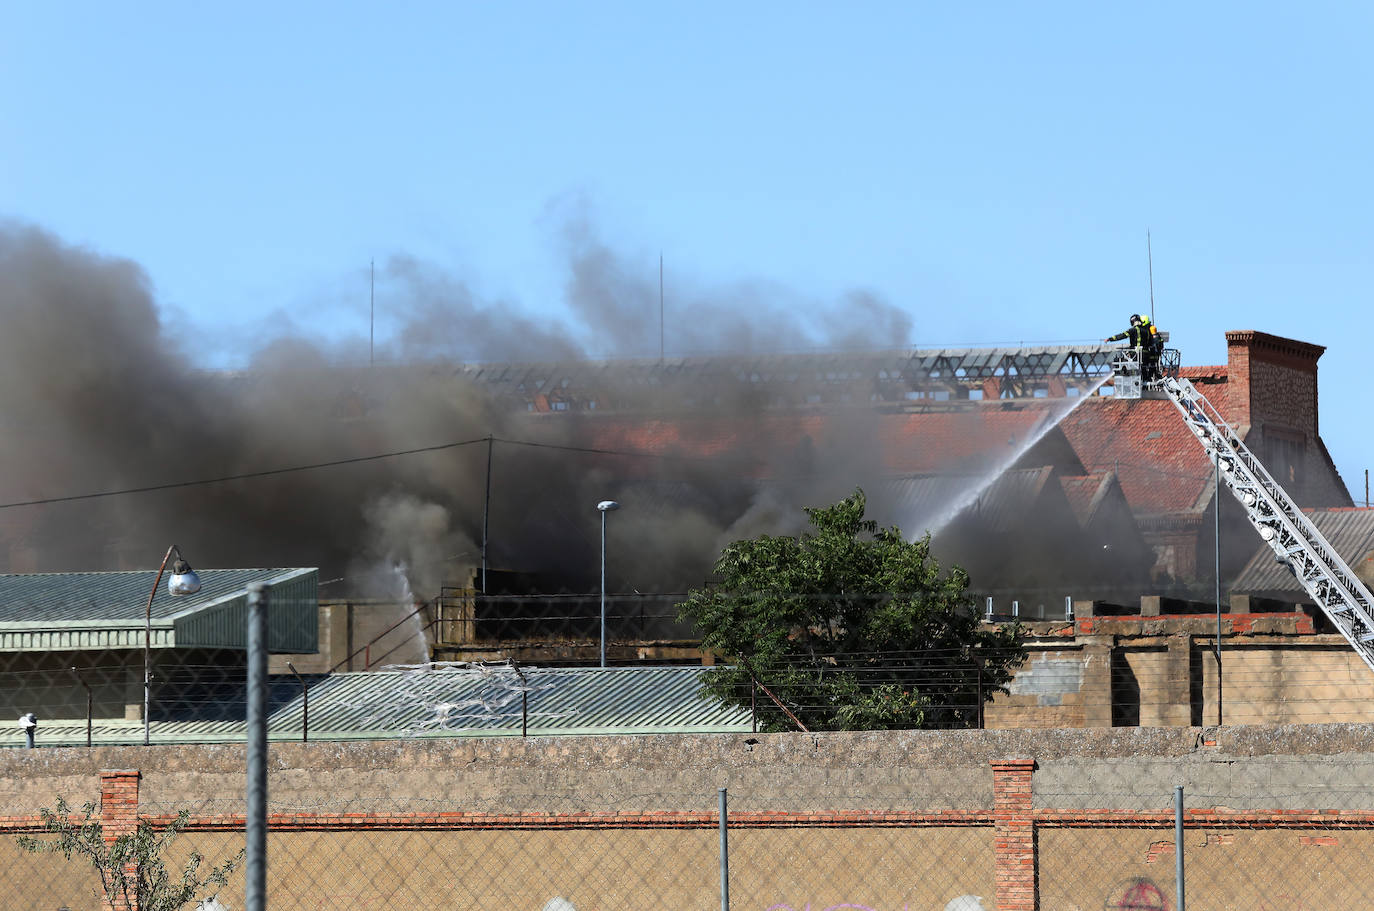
[4,725,1374,909]
[5,723,1374,816]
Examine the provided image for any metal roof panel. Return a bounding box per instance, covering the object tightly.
[1233,509,1374,596]
[13,665,752,746]
[0,568,318,653]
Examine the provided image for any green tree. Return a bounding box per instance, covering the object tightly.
[16,797,244,911]
[679,488,1025,731]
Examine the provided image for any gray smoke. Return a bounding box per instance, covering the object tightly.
[0,219,914,598]
[559,210,914,358]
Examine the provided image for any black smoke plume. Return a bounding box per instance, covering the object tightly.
[0,220,916,601]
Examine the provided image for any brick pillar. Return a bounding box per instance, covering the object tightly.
[1079,637,1114,728]
[991,759,1037,911]
[1161,634,1196,727]
[100,770,141,911]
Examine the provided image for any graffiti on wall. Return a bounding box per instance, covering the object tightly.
[1105,878,1170,910]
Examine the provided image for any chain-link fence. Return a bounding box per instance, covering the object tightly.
[4,744,1374,910]
[0,774,1368,911]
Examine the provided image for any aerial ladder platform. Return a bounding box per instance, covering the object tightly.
[1112,342,1374,675]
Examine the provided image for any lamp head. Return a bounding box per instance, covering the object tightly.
[597,500,620,512]
[167,558,202,596]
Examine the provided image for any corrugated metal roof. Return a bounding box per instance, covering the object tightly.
[11,665,752,746]
[0,568,318,653]
[281,664,749,738]
[1233,508,1374,596]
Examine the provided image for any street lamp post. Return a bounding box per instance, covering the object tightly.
[144,545,202,746]
[597,500,620,668]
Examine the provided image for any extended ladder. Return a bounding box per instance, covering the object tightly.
[1158,374,1374,675]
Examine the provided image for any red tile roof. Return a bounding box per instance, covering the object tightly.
[573,369,1247,519]
[874,407,1077,474]
[1059,473,1112,525]
[577,403,1079,478]
[1058,395,1222,515]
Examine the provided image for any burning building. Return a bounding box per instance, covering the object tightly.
[0,223,1358,667]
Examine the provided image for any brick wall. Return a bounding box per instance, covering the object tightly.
[5,739,1374,910]
[99,770,139,911]
[1226,331,1324,434]
[992,759,1037,910]
[982,613,1374,730]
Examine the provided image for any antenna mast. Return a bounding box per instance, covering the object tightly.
[1147,230,1156,324]
[659,253,665,362]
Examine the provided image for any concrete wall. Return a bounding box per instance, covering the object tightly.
[270,600,429,676]
[986,612,1374,730]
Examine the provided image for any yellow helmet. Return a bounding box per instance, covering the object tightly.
[1140,315,1152,326]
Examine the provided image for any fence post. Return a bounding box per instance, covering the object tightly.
[512,662,529,738]
[1174,786,1186,911]
[991,759,1037,911]
[99,770,141,911]
[245,583,268,911]
[976,665,984,730]
[719,787,730,911]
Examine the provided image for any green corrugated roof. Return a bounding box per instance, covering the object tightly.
[0,568,318,652]
[15,665,751,746]
[279,665,751,738]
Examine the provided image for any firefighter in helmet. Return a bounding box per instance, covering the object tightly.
[1107,314,1162,381]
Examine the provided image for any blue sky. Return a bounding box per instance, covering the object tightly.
[3,2,1371,495]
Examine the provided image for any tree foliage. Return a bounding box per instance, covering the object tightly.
[679,488,1025,731]
[16,797,244,911]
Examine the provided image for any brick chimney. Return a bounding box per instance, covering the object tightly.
[1225,330,1324,436]
[1225,331,1347,505]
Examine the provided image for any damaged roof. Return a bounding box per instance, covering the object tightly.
[15,664,753,746]
[584,402,1085,478]
[461,344,1118,411]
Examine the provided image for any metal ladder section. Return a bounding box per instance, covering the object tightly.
[1160,374,1374,676]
